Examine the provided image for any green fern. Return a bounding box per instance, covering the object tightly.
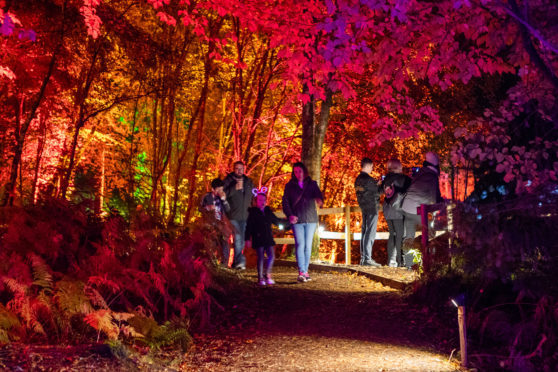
[0,304,21,343]
[54,279,93,316]
[127,315,191,351]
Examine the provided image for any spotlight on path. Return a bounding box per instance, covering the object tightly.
[451,293,467,369]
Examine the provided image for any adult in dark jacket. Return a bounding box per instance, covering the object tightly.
[223,161,255,270]
[282,162,323,282]
[381,159,412,267]
[400,152,443,267]
[355,157,381,267]
[200,178,231,266]
[245,192,288,286]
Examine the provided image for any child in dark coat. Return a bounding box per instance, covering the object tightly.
[245,190,287,286]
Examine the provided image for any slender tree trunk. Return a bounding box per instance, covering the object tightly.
[184,48,213,222]
[60,115,84,199]
[95,145,105,216]
[3,50,58,206]
[301,87,333,185]
[32,115,47,205]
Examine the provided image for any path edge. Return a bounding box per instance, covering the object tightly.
[274,259,413,291]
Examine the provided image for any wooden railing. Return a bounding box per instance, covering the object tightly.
[275,206,362,264]
[274,203,451,267]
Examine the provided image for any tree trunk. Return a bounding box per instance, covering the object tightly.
[2,50,58,206]
[31,115,47,205]
[183,52,212,222]
[301,87,333,185]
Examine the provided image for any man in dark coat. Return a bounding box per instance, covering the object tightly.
[400,151,443,267]
[223,161,255,270]
[354,158,381,267]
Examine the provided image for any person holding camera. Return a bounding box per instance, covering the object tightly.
[381,159,411,267]
[400,152,443,268]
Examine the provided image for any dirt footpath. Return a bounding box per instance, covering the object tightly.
[184,266,461,372]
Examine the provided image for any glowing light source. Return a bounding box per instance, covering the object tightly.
[450,294,467,368]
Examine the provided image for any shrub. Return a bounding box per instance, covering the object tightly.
[0,199,220,350]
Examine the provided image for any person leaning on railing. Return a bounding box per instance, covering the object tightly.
[400,152,443,268]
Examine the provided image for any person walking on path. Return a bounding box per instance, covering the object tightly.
[381,159,412,267]
[245,189,288,286]
[282,162,323,283]
[224,161,255,270]
[200,178,232,266]
[355,158,381,267]
[400,151,443,268]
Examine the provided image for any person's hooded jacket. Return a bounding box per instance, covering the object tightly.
[381,172,411,220]
[401,164,442,215]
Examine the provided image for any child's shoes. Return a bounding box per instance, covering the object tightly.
[258,278,267,286]
[265,275,275,285]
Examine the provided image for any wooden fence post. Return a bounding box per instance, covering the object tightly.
[345,204,351,265]
[447,203,455,270]
[419,205,430,272]
[458,305,468,368]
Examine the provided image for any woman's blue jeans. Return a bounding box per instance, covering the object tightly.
[292,223,317,274]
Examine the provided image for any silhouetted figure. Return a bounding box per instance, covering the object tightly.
[355,158,381,267]
[381,159,411,267]
[400,152,443,268]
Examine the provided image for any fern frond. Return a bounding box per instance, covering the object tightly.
[8,295,46,336]
[54,279,93,316]
[28,253,53,290]
[150,321,192,351]
[120,324,144,338]
[84,309,119,340]
[84,285,109,309]
[0,304,21,332]
[2,277,29,296]
[87,275,121,294]
[0,329,10,343]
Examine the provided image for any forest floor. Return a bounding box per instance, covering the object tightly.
[0,263,463,371]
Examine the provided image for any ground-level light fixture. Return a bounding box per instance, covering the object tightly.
[451,294,467,368]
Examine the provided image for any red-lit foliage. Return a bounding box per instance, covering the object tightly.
[1,0,557,222]
[0,200,222,346]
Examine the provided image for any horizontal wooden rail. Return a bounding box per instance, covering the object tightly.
[275,231,422,245]
[275,205,364,219]
[274,202,447,267]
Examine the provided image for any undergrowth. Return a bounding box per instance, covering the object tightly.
[0,199,224,352]
[411,187,558,371]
